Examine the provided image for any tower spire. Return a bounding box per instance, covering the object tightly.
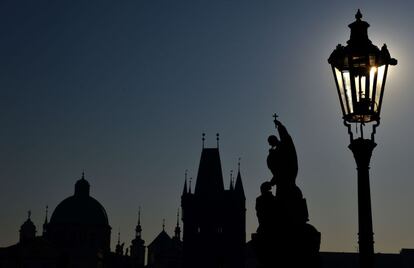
[174,208,181,240]
[135,207,142,238]
[202,133,206,149]
[162,219,166,231]
[189,177,192,194]
[235,159,245,199]
[216,133,220,148]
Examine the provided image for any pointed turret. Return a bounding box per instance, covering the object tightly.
[235,159,245,199]
[42,205,48,236]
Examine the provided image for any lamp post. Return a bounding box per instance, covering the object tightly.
[328,10,397,268]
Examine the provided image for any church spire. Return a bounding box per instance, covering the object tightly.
[162,219,166,231]
[174,208,181,240]
[135,207,142,238]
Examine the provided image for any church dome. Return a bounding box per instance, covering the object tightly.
[49,174,109,226]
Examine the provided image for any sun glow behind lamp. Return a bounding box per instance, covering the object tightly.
[328,10,397,268]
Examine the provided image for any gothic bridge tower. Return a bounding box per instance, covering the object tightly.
[181,135,246,268]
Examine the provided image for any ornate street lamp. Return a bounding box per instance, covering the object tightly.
[328,10,397,268]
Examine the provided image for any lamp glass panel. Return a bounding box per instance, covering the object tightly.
[374,65,386,112]
[369,67,376,100]
[355,76,360,102]
[343,71,353,113]
[334,67,348,114]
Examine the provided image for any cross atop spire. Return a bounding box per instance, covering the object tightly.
[216,133,220,148]
[202,133,206,148]
[238,157,241,172]
[162,219,165,231]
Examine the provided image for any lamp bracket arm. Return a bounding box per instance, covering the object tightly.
[343,120,354,143]
[371,120,380,142]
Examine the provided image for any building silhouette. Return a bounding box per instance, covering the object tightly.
[147,220,182,268]
[181,143,246,268]
[3,142,414,267]
[45,173,111,267]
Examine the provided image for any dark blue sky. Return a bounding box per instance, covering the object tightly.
[1,0,413,253]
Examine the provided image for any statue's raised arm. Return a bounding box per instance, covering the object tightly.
[267,115,298,187]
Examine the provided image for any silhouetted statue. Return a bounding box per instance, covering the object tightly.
[254,116,321,268]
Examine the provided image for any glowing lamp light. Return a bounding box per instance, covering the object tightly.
[328,10,397,124]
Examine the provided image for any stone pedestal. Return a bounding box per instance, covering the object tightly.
[254,184,321,267]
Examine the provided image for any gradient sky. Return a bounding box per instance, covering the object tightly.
[1,0,414,253]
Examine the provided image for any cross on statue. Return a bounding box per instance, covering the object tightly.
[273,113,279,122]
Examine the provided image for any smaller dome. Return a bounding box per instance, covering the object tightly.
[20,211,36,242]
[74,172,90,197]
